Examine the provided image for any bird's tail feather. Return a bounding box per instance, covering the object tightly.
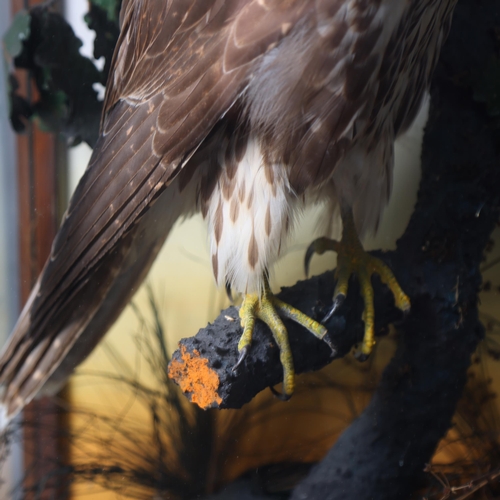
[0,176,193,429]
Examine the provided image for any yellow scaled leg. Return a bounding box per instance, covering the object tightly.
[236,276,330,399]
[305,207,410,360]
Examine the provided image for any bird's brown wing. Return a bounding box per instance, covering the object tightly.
[0,0,311,420]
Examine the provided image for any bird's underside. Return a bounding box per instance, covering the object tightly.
[0,0,457,424]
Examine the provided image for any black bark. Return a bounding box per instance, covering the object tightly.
[170,264,405,409]
[171,1,500,498]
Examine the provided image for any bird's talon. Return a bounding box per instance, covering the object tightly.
[225,281,234,303]
[354,350,370,362]
[304,237,339,277]
[233,346,249,371]
[270,385,292,401]
[304,245,314,277]
[307,208,409,363]
[323,334,337,357]
[322,293,346,323]
[304,243,318,277]
[237,276,327,399]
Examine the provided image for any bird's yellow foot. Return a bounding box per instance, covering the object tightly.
[305,209,410,360]
[235,277,330,399]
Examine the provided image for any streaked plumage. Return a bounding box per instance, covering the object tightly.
[0,0,457,424]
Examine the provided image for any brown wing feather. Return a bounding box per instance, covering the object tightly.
[0,0,314,422]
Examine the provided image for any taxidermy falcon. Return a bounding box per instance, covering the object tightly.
[0,0,457,425]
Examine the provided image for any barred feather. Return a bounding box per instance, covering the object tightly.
[0,0,457,426]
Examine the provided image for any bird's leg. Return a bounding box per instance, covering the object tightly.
[235,275,330,399]
[305,206,410,360]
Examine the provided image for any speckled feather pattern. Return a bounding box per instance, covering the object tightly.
[204,0,457,293]
[0,0,457,424]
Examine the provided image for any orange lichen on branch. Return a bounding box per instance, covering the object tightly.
[168,345,222,409]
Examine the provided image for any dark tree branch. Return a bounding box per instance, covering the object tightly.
[291,3,500,497]
[168,265,404,410]
[170,0,500,498]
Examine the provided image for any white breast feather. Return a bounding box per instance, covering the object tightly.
[205,137,295,295]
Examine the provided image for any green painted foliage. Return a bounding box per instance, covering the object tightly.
[2,10,31,59]
[3,3,120,145]
[89,0,121,24]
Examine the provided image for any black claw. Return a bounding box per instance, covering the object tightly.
[232,346,249,372]
[354,350,370,362]
[225,281,233,302]
[322,294,346,323]
[304,242,317,277]
[270,385,292,401]
[322,334,337,357]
